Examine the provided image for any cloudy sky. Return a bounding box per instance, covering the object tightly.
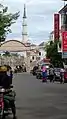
[1,0,67,44]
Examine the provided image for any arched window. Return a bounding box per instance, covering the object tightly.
[39,52,41,56]
[32,56,34,60]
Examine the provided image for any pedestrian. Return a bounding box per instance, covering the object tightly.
[49,67,54,82]
[41,65,47,82]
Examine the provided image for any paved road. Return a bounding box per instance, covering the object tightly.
[12,73,67,119]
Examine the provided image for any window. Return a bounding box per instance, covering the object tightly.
[39,52,41,56]
[30,60,32,63]
[32,56,34,60]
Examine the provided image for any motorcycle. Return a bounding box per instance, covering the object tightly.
[0,86,16,119]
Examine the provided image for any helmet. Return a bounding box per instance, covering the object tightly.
[0,66,7,71]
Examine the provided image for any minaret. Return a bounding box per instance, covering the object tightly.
[22,4,28,43]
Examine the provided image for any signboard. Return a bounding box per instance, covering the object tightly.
[62,31,67,51]
[54,14,60,40]
[62,31,67,58]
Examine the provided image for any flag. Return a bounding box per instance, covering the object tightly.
[54,14,60,40]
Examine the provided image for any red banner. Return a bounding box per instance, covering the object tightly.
[62,31,67,52]
[54,14,60,40]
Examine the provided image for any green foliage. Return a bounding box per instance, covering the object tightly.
[3,51,11,56]
[11,53,19,57]
[45,40,63,67]
[0,4,19,42]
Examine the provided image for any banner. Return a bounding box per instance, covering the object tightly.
[54,14,60,40]
[62,31,67,58]
[62,31,67,51]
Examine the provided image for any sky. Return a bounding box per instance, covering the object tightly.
[1,0,67,45]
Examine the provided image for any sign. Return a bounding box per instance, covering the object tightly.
[62,31,67,58]
[62,52,67,58]
[54,14,60,40]
[62,31,67,51]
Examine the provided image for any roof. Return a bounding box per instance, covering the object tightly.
[59,4,67,13]
[0,40,30,52]
[1,40,29,47]
[30,44,36,46]
[39,42,44,46]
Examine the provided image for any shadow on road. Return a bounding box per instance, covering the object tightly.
[5,117,14,119]
[16,106,23,110]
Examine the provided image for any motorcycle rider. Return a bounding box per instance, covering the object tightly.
[0,65,16,119]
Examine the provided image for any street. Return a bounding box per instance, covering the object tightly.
[12,73,67,119]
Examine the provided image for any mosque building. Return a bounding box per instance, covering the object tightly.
[0,4,46,71]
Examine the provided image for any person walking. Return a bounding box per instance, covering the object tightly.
[49,67,54,82]
[41,65,47,82]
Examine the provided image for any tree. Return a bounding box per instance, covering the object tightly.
[2,51,11,56]
[45,40,63,67]
[11,53,19,57]
[0,4,19,42]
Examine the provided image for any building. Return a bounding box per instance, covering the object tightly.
[59,4,67,31]
[50,4,67,41]
[22,4,46,69]
[0,4,46,71]
[38,42,46,60]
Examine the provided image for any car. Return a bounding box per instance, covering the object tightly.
[53,68,67,83]
[54,68,60,78]
[53,68,63,82]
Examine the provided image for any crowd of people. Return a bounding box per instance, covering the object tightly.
[41,65,67,83]
[14,65,26,73]
[32,64,67,83]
